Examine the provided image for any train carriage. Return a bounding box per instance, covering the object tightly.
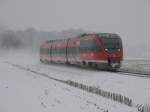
[40,33,123,71]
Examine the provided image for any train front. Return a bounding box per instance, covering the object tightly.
[98,33,123,70]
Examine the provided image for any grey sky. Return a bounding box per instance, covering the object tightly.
[0,0,150,57]
[0,0,137,31]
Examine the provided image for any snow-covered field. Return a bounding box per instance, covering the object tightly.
[0,51,150,112]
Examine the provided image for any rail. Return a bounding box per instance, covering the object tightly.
[117,68,150,79]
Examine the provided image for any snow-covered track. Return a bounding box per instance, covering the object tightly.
[40,62,150,79]
[117,69,150,79]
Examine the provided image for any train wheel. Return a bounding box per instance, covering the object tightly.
[88,62,93,68]
[82,61,87,68]
[94,63,98,69]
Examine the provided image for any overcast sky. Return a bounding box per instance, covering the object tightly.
[0,0,137,31]
[0,0,150,57]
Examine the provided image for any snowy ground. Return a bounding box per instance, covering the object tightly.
[1,61,120,112]
[0,51,150,112]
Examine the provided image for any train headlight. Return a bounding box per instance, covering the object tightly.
[105,48,108,51]
[118,49,120,51]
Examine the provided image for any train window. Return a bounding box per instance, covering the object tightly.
[51,46,66,56]
[59,47,66,56]
[52,47,57,56]
[67,46,77,55]
[100,36,122,49]
[79,40,101,52]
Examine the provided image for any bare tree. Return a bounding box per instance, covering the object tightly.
[0,30,23,49]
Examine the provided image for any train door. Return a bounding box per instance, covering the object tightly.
[75,41,80,63]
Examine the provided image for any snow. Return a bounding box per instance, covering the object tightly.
[29,63,150,105]
[0,52,149,112]
[122,59,150,73]
[1,61,119,112]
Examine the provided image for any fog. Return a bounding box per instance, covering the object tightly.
[0,26,85,54]
[0,0,150,58]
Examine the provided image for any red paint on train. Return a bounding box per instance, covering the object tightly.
[40,33,123,70]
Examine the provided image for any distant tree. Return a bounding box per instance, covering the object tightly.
[1,30,23,49]
[0,25,87,53]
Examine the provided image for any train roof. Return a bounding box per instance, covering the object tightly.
[98,33,120,38]
[76,33,119,37]
[43,33,120,44]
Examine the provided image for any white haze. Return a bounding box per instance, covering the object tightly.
[0,0,150,58]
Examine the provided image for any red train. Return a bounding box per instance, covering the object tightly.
[40,33,123,71]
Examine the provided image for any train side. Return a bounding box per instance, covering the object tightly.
[40,33,123,70]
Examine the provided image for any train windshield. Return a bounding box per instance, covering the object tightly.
[99,34,122,52]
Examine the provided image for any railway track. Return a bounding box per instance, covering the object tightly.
[32,62,150,79]
[117,69,150,79]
